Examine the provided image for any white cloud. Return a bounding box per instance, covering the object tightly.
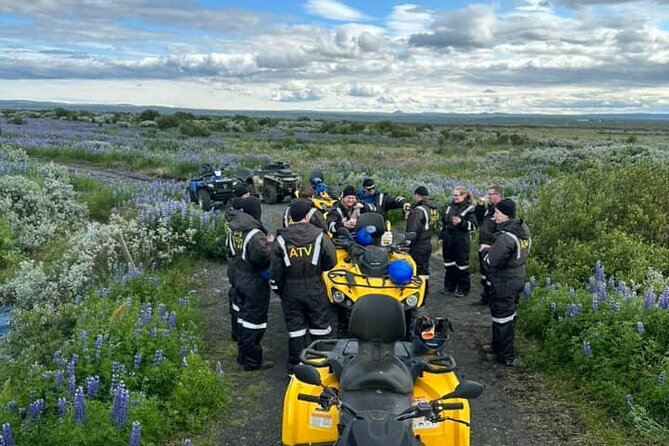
[387,4,433,38]
[272,84,323,102]
[303,0,368,22]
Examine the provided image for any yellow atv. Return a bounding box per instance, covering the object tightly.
[282,294,482,446]
[324,213,426,336]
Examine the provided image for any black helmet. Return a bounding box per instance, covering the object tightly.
[411,315,451,355]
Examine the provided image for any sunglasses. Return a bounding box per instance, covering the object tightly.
[365,186,375,191]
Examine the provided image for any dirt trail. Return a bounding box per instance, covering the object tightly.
[193,204,594,446]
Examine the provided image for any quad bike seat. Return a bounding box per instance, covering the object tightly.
[357,246,390,277]
[353,213,385,241]
[338,295,414,396]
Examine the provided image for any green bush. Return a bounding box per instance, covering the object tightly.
[179,121,211,138]
[527,163,669,284]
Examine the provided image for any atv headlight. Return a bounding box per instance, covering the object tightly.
[405,294,419,308]
[333,290,346,303]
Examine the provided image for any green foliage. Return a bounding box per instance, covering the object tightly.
[527,163,669,284]
[0,262,227,445]
[70,175,133,222]
[179,121,211,138]
[0,218,18,272]
[138,109,160,122]
[155,114,181,130]
[8,116,25,125]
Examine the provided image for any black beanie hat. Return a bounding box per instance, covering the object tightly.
[496,198,516,219]
[414,186,429,196]
[241,196,262,221]
[289,199,312,222]
[342,185,356,197]
[230,197,245,210]
[234,183,249,197]
[362,178,374,188]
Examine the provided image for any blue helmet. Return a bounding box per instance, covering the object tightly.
[388,259,413,285]
[355,226,375,246]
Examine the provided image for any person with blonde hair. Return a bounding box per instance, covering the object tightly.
[439,186,477,297]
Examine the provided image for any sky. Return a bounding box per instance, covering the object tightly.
[0,0,668,114]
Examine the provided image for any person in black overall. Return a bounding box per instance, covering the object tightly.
[439,186,477,298]
[481,198,531,367]
[227,197,275,371]
[473,185,504,306]
[270,200,337,375]
[405,186,439,298]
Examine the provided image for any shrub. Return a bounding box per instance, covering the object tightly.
[179,121,211,138]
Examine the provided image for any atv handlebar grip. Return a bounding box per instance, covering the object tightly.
[298,394,322,403]
[439,403,464,411]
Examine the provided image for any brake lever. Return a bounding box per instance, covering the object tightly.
[442,417,471,427]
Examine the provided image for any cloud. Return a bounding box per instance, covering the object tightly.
[557,0,669,7]
[303,0,368,22]
[347,83,383,97]
[387,4,433,37]
[272,85,322,102]
[409,4,497,49]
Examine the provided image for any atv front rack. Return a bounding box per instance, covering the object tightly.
[326,270,423,290]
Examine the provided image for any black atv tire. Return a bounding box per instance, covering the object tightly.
[188,188,197,203]
[277,193,285,203]
[197,189,213,211]
[263,184,278,204]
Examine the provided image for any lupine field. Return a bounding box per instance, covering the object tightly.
[1,108,669,445]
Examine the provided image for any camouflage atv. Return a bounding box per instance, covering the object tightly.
[237,161,299,204]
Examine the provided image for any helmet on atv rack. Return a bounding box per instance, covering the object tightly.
[411,315,451,355]
[388,259,412,285]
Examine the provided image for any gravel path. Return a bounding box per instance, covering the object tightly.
[193,204,595,446]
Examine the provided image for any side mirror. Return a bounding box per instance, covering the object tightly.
[441,380,483,400]
[294,364,323,387]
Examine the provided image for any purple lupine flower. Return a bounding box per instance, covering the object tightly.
[99,287,112,298]
[110,373,120,396]
[168,311,177,329]
[659,372,666,385]
[594,260,605,282]
[153,350,165,365]
[617,281,626,295]
[545,277,551,287]
[129,421,141,446]
[568,288,576,298]
[180,346,188,357]
[158,303,167,319]
[582,341,592,356]
[133,352,143,369]
[636,322,645,335]
[74,387,86,425]
[68,371,76,394]
[149,327,158,338]
[608,276,615,290]
[522,282,531,299]
[588,277,598,293]
[179,296,189,306]
[94,335,104,359]
[181,356,188,367]
[626,394,634,406]
[645,289,656,309]
[183,440,192,446]
[550,302,557,312]
[55,369,64,390]
[529,276,536,289]
[57,397,67,419]
[598,285,607,302]
[5,401,16,411]
[2,423,14,446]
[112,361,126,376]
[591,295,598,313]
[26,398,45,423]
[659,287,669,310]
[111,383,130,429]
[86,376,100,399]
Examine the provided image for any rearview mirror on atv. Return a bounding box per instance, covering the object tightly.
[294,364,323,387]
[440,380,483,400]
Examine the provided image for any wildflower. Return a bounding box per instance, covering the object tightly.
[110,373,120,396]
[659,287,669,310]
[57,397,67,419]
[522,282,531,299]
[582,340,592,357]
[2,423,14,446]
[591,295,598,313]
[636,322,645,335]
[26,398,45,423]
[550,302,557,312]
[153,349,165,365]
[594,260,605,282]
[133,352,143,369]
[55,369,64,390]
[181,356,188,367]
[74,387,86,425]
[184,440,192,446]
[644,289,656,309]
[158,303,167,319]
[86,376,100,399]
[588,277,598,293]
[5,401,16,411]
[168,311,177,329]
[215,361,224,377]
[111,383,130,429]
[625,394,634,406]
[545,277,551,287]
[608,277,615,290]
[129,421,141,446]
[99,287,112,298]
[598,285,607,302]
[659,372,666,385]
[529,276,537,289]
[568,288,576,298]
[94,335,104,359]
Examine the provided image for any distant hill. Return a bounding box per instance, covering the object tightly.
[1,100,668,125]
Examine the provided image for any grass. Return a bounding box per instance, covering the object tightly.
[70,175,133,222]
